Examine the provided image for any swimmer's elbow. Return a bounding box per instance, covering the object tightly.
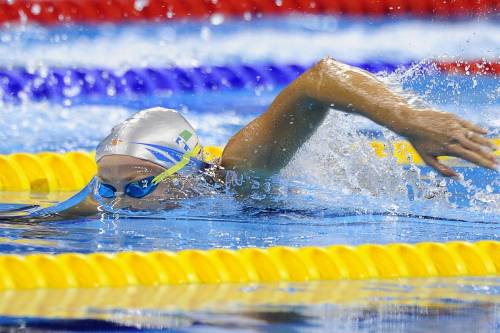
[299,56,345,102]
[302,56,375,105]
[313,56,378,82]
[312,56,345,74]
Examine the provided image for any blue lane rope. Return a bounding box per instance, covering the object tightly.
[0,62,415,102]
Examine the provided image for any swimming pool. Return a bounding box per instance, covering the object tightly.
[0,5,499,332]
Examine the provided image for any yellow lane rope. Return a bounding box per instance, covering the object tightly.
[0,241,497,291]
[0,140,498,192]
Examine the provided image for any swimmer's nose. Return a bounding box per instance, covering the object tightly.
[110,192,144,210]
[110,193,126,208]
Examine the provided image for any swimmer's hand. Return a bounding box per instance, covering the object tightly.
[401,109,498,177]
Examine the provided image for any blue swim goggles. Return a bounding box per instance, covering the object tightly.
[97,176,158,199]
[96,144,202,199]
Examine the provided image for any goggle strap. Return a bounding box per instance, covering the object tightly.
[152,144,202,185]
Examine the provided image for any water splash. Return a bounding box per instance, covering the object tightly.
[279,64,499,216]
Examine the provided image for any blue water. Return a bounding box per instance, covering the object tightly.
[0,15,498,332]
[0,166,497,254]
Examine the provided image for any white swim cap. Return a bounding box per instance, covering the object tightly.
[95,107,204,174]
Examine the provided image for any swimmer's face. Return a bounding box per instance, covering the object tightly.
[96,155,194,211]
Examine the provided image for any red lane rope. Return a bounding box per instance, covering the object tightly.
[0,0,497,25]
[435,60,500,75]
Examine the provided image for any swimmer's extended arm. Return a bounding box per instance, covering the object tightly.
[4,190,99,222]
[53,195,99,218]
[221,57,498,177]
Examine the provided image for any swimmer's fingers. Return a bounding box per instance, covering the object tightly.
[458,133,498,162]
[417,149,457,177]
[448,144,498,170]
[459,119,487,135]
[466,133,498,151]
[456,134,485,153]
[456,134,498,159]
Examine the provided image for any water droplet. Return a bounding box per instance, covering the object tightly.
[107,86,116,97]
[18,10,28,24]
[63,75,72,85]
[275,0,283,6]
[210,13,224,25]
[134,0,149,11]
[166,6,174,18]
[30,4,41,15]
[63,85,81,97]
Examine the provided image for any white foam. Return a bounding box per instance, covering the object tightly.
[0,17,498,68]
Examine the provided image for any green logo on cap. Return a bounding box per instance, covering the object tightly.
[176,130,193,152]
[179,130,192,142]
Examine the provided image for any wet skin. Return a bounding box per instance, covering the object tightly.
[221,57,498,177]
[34,57,498,216]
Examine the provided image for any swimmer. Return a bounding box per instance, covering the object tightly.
[9,57,499,218]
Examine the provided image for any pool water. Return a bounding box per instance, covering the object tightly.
[0,15,498,332]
